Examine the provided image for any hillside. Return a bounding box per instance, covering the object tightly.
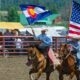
[0,0,72,21]
[0,0,71,11]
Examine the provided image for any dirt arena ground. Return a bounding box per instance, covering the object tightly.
[0,55,77,80]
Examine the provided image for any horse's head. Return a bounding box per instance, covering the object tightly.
[27,46,37,59]
[26,45,39,66]
[59,43,70,59]
[58,44,75,69]
[26,43,46,67]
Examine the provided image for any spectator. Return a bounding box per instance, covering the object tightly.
[15,36,23,54]
[14,29,20,36]
[14,29,23,54]
[4,29,14,52]
[26,30,32,36]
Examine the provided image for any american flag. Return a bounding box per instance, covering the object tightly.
[68,1,80,38]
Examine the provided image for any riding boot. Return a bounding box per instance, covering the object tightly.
[77,59,80,71]
[44,47,49,58]
[77,65,80,72]
[78,65,80,71]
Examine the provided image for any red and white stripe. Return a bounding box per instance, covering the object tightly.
[68,21,80,38]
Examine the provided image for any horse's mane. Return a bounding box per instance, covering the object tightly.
[32,44,42,52]
[34,45,41,51]
[28,43,43,54]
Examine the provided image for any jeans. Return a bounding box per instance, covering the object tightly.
[38,45,50,57]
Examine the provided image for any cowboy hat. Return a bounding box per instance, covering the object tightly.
[41,28,48,32]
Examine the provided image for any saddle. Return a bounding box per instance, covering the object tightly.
[38,47,49,57]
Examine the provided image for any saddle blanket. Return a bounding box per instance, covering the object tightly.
[48,48,60,65]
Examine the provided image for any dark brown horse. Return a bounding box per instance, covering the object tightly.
[58,43,80,80]
[26,45,54,80]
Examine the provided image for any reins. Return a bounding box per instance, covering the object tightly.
[65,50,71,59]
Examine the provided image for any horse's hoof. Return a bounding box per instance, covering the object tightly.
[25,62,30,66]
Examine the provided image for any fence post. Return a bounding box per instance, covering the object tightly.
[3,36,6,57]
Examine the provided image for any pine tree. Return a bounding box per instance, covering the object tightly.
[7,7,19,22]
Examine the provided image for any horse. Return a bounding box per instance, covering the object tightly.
[58,43,80,80]
[26,44,54,80]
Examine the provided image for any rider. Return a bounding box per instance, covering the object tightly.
[67,38,78,55]
[77,40,80,71]
[67,38,80,71]
[32,28,52,57]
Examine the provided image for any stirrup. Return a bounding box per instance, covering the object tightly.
[44,55,47,58]
[53,66,56,70]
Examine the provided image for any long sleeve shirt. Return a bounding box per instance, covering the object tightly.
[67,40,80,59]
[15,38,23,49]
[77,41,80,59]
[67,40,78,50]
[37,34,52,47]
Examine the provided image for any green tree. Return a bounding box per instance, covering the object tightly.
[8,7,19,22]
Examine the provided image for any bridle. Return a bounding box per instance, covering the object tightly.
[28,47,37,60]
[64,49,71,59]
[59,44,71,60]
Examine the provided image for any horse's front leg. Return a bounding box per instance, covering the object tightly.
[29,68,43,80]
[75,70,80,80]
[46,72,51,80]
[34,59,46,80]
[58,69,63,80]
[29,68,36,80]
[59,73,63,80]
[69,72,75,80]
[35,69,43,80]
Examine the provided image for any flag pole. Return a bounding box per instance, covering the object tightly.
[27,19,36,36]
[67,0,73,38]
[30,25,35,36]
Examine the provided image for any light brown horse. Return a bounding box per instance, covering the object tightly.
[26,45,54,80]
[58,43,80,80]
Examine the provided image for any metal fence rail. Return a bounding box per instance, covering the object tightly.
[0,36,67,55]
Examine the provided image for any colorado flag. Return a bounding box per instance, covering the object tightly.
[20,5,52,24]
